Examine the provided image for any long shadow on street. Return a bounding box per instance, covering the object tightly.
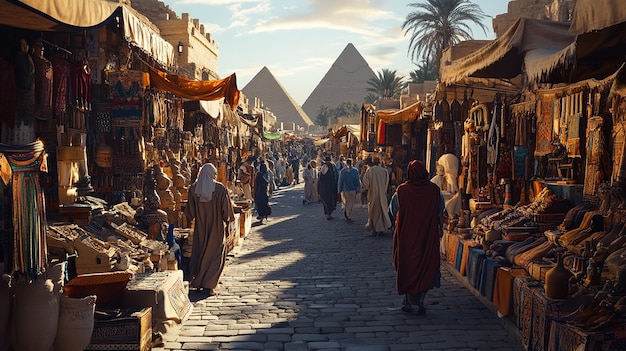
[170,183,523,351]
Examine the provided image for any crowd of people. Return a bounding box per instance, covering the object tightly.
[184,146,445,315]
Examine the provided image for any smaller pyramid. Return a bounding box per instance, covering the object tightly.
[302,43,376,122]
[242,67,313,127]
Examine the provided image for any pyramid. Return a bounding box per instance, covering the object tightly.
[242,67,313,127]
[301,43,376,123]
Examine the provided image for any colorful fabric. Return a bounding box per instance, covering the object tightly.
[51,55,71,120]
[584,116,605,196]
[535,94,555,156]
[493,268,528,317]
[514,146,529,179]
[32,54,53,120]
[0,141,47,278]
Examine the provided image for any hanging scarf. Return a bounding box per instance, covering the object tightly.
[0,140,47,279]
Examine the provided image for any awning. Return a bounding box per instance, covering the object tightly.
[527,17,626,85]
[0,0,119,31]
[148,67,240,110]
[376,101,421,124]
[440,18,574,85]
[569,0,626,35]
[345,124,360,142]
[121,6,175,67]
[199,99,223,119]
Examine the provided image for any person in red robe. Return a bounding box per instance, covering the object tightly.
[392,160,443,314]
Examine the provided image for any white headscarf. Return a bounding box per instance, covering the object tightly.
[194,163,217,202]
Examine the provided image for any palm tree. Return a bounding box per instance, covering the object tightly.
[366,68,406,101]
[402,0,488,74]
[409,58,438,83]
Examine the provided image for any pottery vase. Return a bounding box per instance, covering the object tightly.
[545,253,572,299]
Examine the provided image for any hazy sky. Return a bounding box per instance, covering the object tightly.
[165,0,510,106]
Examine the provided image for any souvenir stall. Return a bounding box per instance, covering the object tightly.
[437,2,626,349]
[0,2,244,349]
[360,101,423,178]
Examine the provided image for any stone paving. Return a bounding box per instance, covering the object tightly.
[157,182,524,351]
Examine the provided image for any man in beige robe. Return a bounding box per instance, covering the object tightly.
[362,157,392,236]
[185,163,235,296]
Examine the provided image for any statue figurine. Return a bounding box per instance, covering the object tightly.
[134,168,168,241]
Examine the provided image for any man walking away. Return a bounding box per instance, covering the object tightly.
[391,160,443,314]
[317,155,339,220]
[362,157,391,236]
[338,158,361,222]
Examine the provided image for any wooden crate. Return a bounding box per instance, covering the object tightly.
[85,307,152,351]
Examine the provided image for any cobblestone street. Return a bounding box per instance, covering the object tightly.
[158,182,523,351]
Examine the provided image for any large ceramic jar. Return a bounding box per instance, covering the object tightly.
[545,253,573,299]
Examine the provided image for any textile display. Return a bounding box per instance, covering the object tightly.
[584,116,605,196]
[493,267,528,317]
[455,240,465,272]
[466,247,486,289]
[446,233,460,266]
[32,53,53,120]
[479,257,502,300]
[377,119,386,146]
[549,321,626,351]
[0,141,48,278]
[514,146,529,179]
[459,240,479,276]
[50,55,71,121]
[535,93,555,157]
[613,121,626,185]
[531,287,577,351]
[71,60,91,111]
[107,70,146,123]
[148,68,240,110]
[124,270,193,333]
[520,279,538,350]
[513,276,533,340]
[567,113,581,157]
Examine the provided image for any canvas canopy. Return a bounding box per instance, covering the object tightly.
[569,0,626,36]
[0,0,119,31]
[376,102,421,124]
[527,0,626,86]
[440,18,573,85]
[121,6,175,67]
[0,1,175,67]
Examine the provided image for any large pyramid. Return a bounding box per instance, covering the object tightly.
[302,43,376,122]
[242,67,313,127]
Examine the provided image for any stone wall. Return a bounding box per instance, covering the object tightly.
[129,0,178,22]
[129,0,219,80]
[492,0,576,37]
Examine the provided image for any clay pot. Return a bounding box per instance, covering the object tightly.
[545,253,573,299]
